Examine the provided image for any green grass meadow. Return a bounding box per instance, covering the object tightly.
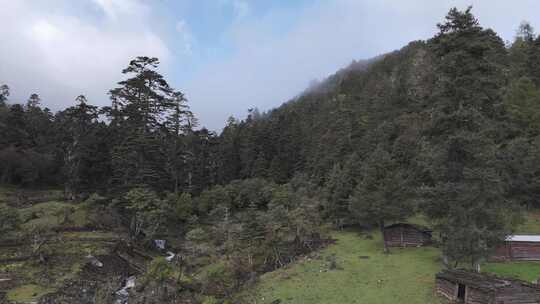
[238,211,540,304]
[238,231,444,304]
[2,186,540,304]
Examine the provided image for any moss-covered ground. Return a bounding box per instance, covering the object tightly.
[481,211,540,282]
[0,188,126,303]
[237,230,444,304]
[517,210,540,234]
[3,187,540,304]
[6,284,54,302]
[237,211,540,304]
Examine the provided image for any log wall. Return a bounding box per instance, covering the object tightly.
[435,278,495,304]
[436,269,540,304]
[496,286,540,304]
[491,242,540,261]
[510,242,540,261]
[490,243,512,262]
[435,278,457,301]
[466,287,492,304]
[383,226,429,247]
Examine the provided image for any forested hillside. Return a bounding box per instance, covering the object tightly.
[2,7,540,304]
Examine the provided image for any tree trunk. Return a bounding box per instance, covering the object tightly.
[442,254,449,268]
[472,256,481,273]
[380,220,389,254]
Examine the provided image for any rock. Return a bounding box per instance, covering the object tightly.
[153,239,166,250]
[115,276,136,304]
[125,276,136,289]
[165,251,175,262]
[0,276,14,290]
[86,255,103,268]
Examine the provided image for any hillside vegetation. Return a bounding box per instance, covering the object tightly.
[238,231,444,304]
[238,212,540,304]
[1,7,540,304]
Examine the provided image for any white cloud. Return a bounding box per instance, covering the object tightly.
[232,0,250,19]
[187,0,540,131]
[2,0,540,131]
[175,19,193,55]
[175,20,187,33]
[91,0,147,21]
[0,0,170,109]
[219,0,250,19]
[31,20,64,42]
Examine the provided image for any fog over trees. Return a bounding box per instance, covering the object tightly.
[2,7,540,304]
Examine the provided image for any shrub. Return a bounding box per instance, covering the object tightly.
[201,296,219,304]
[145,257,174,284]
[0,203,20,237]
[199,261,236,297]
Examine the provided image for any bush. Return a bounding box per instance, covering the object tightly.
[195,186,232,214]
[83,193,107,207]
[0,203,20,237]
[164,192,193,222]
[145,257,174,284]
[201,296,219,304]
[199,261,236,297]
[87,206,120,229]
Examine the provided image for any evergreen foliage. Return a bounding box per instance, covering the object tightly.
[2,8,540,291]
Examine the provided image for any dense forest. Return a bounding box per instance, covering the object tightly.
[2,7,540,303]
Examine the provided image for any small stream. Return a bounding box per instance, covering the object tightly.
[115,276,136,304]
[113,252,176,304]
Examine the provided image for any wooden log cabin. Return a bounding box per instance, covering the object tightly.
[436,269,540,304]
[491,235,540,261]
[382,223,432,247]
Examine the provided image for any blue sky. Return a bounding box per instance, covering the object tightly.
[2,0,540,130]
[161,0,313,83]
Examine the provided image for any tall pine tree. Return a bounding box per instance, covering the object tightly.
[420,7,517,269]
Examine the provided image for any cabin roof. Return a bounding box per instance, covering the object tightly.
[436,269,540,293]
[384,223,432,233]
[506,235,540,242]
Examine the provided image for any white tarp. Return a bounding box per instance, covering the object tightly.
[154,239,166,250]
[505,235,540,242]
[165,251,176,262]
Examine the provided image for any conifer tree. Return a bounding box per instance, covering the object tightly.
[108,57,182,191]
[0,84,9,107]
[163,91,194,193]
[323,163,353,229]
[239,202,264,271]
[56,95,101,197]
[349,146,412,253]
[421,7,516,268]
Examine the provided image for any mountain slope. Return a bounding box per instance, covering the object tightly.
[216,40,435,185]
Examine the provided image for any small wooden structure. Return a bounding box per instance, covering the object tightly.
[491,235,540,261]
[383,223,432,247]
[435,269,540,304]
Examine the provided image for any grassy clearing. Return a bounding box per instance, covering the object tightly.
[0,189,120,301]
[240,212,540,304]
[0,233,118,301]
[18,201,92,231]
[0,186,13,204]
[3,185,540,302]
[6,284,53,302]
[483,262,540,282]
[62,231,119,239]
[19,201,72,229]
[0,187,63,206]
[517,210,540,234]
[239,230,444,304]
[482,211,540,282]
